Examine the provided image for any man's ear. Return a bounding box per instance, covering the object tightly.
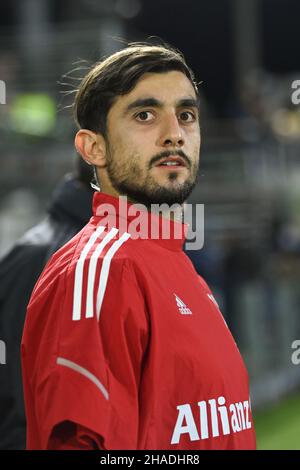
[75,129,106,167]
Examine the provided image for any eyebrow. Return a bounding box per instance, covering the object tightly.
[124,97,200,115]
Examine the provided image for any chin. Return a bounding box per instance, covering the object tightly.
[165,178,189,187]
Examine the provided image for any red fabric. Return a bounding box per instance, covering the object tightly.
[47,422,104,450]
[22,192,256,450]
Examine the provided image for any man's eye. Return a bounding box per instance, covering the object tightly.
[180,111,196,122]
[135,111,154,121]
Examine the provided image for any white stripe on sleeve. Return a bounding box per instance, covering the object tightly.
[72,225,105,321]
[96,232,131,320]
[57,357,109,400]
[85,228,119,319]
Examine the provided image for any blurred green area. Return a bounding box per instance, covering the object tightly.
[254,393,300,450]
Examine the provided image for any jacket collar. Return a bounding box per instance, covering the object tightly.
[92,192,188,252]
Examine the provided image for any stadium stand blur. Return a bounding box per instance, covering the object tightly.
[0,0,300,449]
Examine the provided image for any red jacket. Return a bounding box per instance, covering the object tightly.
[22,192,256,450]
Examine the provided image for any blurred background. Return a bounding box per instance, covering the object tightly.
[0,0,300,449]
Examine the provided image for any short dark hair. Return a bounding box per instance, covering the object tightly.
[73,43,199,136]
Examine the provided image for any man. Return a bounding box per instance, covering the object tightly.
[21,44,256,450]
[0,158,93,449]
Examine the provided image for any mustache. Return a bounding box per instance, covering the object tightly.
[150,150,190,168]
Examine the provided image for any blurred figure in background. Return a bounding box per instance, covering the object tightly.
[0,189,41,258]
[0,157,94,449]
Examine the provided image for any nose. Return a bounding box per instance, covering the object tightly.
[157,113,184,148]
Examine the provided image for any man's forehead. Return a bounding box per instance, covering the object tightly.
[122,71,197,105]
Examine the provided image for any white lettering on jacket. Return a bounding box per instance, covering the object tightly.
[171,396,252,445]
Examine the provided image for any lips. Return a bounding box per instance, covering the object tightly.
[155,156,186,167]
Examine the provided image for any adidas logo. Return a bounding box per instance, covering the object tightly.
[174,293,192,315]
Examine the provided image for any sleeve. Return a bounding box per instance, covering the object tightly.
[47,422,104,450]
[29,257,149,450]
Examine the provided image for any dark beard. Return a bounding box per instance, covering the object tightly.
[110,175,197,208]
[107,168,197,208]
[105,145,199,208]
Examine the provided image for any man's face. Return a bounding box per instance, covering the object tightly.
[103,70,201,206]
